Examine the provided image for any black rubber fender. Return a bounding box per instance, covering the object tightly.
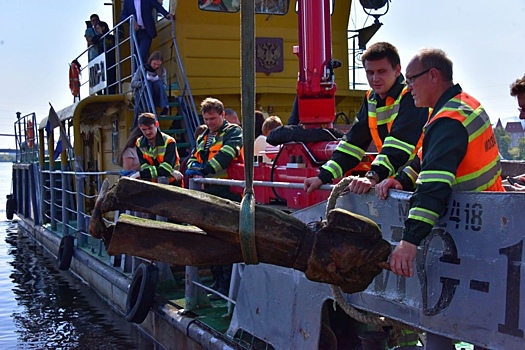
[57,235,75,271]
[126,263,158,323]
[6,195,16,220]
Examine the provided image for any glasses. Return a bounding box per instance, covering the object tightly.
[519,107,524,113]
[406,68,431,86]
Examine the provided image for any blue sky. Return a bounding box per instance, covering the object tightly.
[0,0,524,148]
[351,0,525,124]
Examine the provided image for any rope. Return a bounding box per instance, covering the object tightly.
[325,177,421,340]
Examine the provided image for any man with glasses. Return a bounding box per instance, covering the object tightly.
[304,42,428,194]
[376,48,505,278]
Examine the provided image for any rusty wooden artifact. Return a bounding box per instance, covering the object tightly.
[89,177,391,294]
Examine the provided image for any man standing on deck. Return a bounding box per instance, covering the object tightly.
[304,42,429,194]
[185,97,243,298]
[120,0,174,66]
[185,97,243,201]
[375,48,505,278]
[136,113,182,185]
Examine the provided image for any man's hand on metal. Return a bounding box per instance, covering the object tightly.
[304,176,323,194]
[348,177,375,194]
[185,169,204,177]
[189,162,205,170]
[172,170,183,182]
[375,178,402,200]
[389,240,417,277]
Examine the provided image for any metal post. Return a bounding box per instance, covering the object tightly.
[76,161,87,246]
[352,36,356,89]
[184,178,211,311]
[155,176,175,283]
[38,128,46,224]
[49,131,57,230]
[61,168,69,237]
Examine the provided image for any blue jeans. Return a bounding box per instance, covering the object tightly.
[149,80,168,109]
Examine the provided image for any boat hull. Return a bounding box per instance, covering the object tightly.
[230,189,525,350]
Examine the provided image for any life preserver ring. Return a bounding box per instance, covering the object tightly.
[26,120,34,148]
[69,60,81,98]
[6,194,16,220]
[126,263,158,323]
[57,235,75,270]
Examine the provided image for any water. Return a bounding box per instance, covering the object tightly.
[0,163,159,349]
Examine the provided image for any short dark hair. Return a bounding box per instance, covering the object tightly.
[510,75,525,97]
[361,42,400,69]
[137,113,156,126]
[417,48,453,82]
[90,14,99,21]
[224,108,237,117]
[200,97,224,115]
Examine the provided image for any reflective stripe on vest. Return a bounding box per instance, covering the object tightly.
[427,92,504,192]
[138,133,178,183]
[192,128,242,178]
[367,87,408,152]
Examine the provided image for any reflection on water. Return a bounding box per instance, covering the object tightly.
[0,221,159,349]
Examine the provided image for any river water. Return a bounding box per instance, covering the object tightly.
[0,163,159,349]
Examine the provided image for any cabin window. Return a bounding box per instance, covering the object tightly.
[199,0,289,15]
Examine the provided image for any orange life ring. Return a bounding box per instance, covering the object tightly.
[69,60,81,97]
[26,120,34,148]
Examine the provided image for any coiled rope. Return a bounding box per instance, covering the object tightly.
[325,176,421,337]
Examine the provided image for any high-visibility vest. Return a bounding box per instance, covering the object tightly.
[367,86,423,152]
[137,132,180,184]
[426,92,504,192]
[192,126,243,179]
[367,87,424,174]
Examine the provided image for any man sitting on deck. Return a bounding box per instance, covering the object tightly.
[136,113,182,186]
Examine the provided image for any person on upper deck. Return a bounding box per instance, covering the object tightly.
[304,42,429,194]
[185,97,243,201]
[375,48,505,278]
[120,0,174,66]
[135,113,182,186]
[92,21,116,94]
[85,14,100,61]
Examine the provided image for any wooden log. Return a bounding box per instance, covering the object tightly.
[108,215,243,265]
[91,177,391,293]
[93,177,309,267]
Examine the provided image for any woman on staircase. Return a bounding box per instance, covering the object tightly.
[131,51,170,116]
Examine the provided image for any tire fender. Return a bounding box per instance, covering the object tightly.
[57,235,75,271]
[6,195,16,220]
[126,263,158,323]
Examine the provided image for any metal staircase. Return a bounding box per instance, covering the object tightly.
[162,22,202,155]
[132,22,201,157]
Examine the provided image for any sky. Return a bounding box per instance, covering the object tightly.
[350,0,525,123]
[0,0,524,149]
